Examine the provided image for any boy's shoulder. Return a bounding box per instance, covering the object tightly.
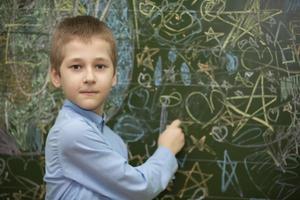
[54,106,86,127]
[51,106,96,137]
[49,108,103,149]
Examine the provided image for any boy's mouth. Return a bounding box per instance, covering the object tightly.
[79,91,99,95]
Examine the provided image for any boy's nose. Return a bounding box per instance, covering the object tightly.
[83,68,96,83]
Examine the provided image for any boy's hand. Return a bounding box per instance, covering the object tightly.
[158,119,185,155]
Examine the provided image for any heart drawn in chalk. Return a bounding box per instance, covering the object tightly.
[185,89,224,126]
[241,46,273,70]
[7,157,44,186]
[128,87,150,110]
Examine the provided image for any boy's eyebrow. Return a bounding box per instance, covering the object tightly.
[94,57,111,63]
[66,58,83,62]
[66,57,110,63]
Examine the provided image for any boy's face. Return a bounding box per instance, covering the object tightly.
[51,37,117,114]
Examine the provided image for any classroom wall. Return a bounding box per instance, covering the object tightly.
[0,0,299,199]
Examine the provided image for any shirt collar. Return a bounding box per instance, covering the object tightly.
[63,100,105,132]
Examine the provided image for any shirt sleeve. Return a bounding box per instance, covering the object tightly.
[59,119,178,200]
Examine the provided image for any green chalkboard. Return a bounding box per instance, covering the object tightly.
[1,0,300,199]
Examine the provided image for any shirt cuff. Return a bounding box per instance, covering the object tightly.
[153,146,178,176]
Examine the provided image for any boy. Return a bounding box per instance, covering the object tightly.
[44,15,185,200]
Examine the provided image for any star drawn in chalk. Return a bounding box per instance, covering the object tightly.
[204,27,224,42]
[164,65,176,83]
[128,148,147,165]
[136,46,160,70]
[226,74,277,136]
[177,162,212,199]
[187,135,216,156]
[217,150,243,196]
[216,0,282,50]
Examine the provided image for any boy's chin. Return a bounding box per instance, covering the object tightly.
[76,101,103,113]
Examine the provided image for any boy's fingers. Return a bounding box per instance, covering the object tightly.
[170,119,181,128]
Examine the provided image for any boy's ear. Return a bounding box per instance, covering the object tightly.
[112,71,117,87]
[50,68,61,88]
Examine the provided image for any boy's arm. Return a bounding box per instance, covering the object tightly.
[59,119,183,200]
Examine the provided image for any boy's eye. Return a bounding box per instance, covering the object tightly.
[95,64,107,70]
[70,64,81,70]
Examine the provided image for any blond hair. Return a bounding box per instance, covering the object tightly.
[50,15,117,73]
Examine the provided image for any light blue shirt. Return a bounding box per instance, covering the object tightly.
[44,100,178,200]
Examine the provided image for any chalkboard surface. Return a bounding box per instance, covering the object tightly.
[1,0,300,199]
